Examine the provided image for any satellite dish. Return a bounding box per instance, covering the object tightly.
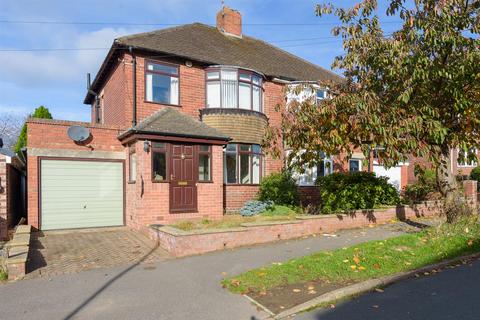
[67,126,91,143]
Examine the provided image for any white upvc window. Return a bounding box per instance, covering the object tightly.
[206,67,263,112]
[457,148,478,167]
[288,150,333,186]
[286,84,328,106]
[349,159,362,172]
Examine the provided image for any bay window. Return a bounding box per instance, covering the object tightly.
[206,67,263,112]
[224,144,263,184]
[458,148,478,167]
[145,61,179,105]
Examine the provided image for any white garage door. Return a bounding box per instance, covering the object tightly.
[41,159,124,230]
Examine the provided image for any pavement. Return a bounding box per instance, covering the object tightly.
[0,222,423,320]
[296,256,480,320]
[26,227,170,279]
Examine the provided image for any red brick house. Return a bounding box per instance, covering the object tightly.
[25,6,412,232]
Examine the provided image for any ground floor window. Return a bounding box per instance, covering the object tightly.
[152,142,168,181]
[289,151,333,186]
[224,144,262,184]
[198,145,211,181]
[129,146,137,182]
[458,148,478,167]
[349,159,362,172]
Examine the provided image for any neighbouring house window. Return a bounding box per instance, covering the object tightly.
[129,146,137,182]
[289,151,333,186]
[152,142,168,181]
[316,89,327,105]
[198,145,211,181]
[206,67,263,112]
[458,148,478,167]
[224,144,262,184]
[145,61,179,105]
[349,159,362,172]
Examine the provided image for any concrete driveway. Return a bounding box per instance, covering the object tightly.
[0,222,418,320]
[26,227,171,279]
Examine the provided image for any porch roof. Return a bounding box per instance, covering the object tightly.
[118,107,230,143]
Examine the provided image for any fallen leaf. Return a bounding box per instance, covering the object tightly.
[230,279,241,287]
[350,265,357,270]
[372,305,380,309]
[330,304,336,309]
[308,286,315,290]
[293,289,301,293]
[308,290,317,295]
[373,263,381,269]
[375,288,384,293]
[343,259,350,263]
[358,266,366,271]
[353,255,361,265]
[280,306,285,310]
[221,272,227,276]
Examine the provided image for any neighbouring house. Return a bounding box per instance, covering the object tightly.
[24,6,420,233]
[0,141,26,240]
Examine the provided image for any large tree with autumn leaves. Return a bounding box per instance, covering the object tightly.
[265,0,480,222]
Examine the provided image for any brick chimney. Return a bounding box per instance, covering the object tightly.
[216,6,242,38]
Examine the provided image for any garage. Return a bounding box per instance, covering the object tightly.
[40,159,124,230]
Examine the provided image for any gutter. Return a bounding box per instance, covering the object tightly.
[117,129,231,142]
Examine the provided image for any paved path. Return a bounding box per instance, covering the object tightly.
[296,256,480,320]
[0,223,417,320]
[26,228,171,279]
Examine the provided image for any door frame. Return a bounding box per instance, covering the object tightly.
[38,157,126,230]
[168,144,199,214]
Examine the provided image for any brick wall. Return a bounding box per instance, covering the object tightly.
[26,119,126,229]
[224,185,259,212]
[126,142,224,230]
[102,56,127,126]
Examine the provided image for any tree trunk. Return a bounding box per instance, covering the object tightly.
[436,145,461,223]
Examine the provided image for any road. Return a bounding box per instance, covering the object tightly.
[0,224,408,320]
[297,257,480,320]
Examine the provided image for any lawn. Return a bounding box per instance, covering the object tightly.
[173,205,297,231]
[223,217,480,294]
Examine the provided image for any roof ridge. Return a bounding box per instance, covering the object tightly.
[242,34,342,81]
[117,22,212,42]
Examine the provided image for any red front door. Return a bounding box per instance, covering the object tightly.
[170,144,198,213]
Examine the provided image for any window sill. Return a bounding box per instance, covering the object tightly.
[127,181,136,184]
[152,180,169,183]
[198,181,214,184]
[144,100,181,108]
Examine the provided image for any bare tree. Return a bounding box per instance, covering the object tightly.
[0,113,24,151]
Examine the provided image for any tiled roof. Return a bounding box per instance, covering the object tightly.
[118,107,230,141]
[117,23,341,82]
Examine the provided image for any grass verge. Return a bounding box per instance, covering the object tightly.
[174,205,297,231]
[223,217,480,294]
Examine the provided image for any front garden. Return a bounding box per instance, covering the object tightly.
[222,216,480,313]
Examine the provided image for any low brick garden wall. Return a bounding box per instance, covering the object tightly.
[148,201,443,257]
[147,180,477,257]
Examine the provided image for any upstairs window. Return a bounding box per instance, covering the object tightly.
[145,61,179,105]
[458,148,478,167]
[206,67,263,112]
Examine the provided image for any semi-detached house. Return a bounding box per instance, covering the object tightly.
[26,6,402,233]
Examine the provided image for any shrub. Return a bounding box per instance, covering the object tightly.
[258,171,300,206]
[470,167,480,191]
[403,168,438,203]
[240,200,274,216]
[317,172,400,214]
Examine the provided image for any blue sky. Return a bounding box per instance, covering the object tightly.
[0,0,400,122]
